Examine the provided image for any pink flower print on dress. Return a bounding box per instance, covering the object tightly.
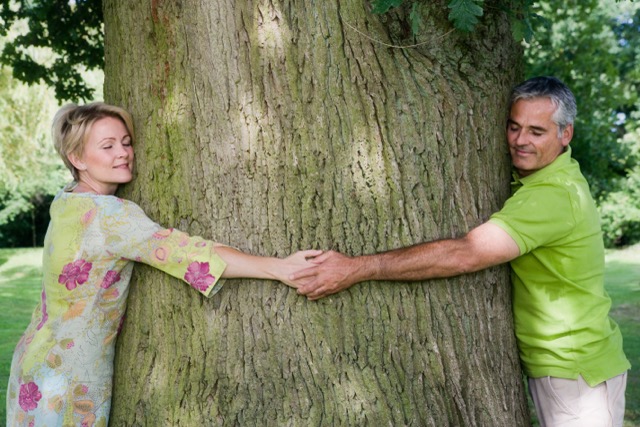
[117,315,125,334]
[154,246,170,262]
[153,228,174,239]
[36,289,48,330]
[81,208,97,225]
[58,260,92,290]
[184,261,216,291]
[18,382,42,411]
[100,270,121,289]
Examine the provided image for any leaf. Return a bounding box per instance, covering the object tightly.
[447,0,484,32]
[371,0,404,14]
[409,3,423,35]
[0,0,103,101]
[513,12,549,43]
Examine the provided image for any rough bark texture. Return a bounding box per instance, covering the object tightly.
[104,1,528,425]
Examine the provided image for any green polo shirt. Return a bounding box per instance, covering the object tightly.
[489,147,630,386]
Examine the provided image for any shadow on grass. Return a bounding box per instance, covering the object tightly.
[0,250,17,268]
[0,265,42,284]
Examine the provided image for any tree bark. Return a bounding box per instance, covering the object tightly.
[104,1,527,425]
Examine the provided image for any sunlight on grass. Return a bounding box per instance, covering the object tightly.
[0,247,43,425]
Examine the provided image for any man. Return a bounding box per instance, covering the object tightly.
[293,76,630,426]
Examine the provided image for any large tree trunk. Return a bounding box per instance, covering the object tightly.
[104,1,527,425]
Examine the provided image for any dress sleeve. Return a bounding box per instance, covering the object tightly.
[98,197,227,297]
[489,183,577,255]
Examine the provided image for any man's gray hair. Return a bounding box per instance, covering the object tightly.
[510,76,577,137]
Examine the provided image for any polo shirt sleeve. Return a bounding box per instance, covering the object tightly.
[489,183,577,255]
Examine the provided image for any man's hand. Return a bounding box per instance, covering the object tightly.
[276,249,324,288]
[291,251,363,300]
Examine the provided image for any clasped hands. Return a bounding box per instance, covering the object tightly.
[286,250,359,300]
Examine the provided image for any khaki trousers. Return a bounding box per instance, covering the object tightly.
[528,372,627,427]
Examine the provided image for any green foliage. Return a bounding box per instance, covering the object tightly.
[510,1,548,43]
[600,191,640,248]
[371,0,404,14]
[599,138,640,247]
[524,0,640,246]
[524,0,639,195]
[369,0,539,35]
[0,65,68,247]
[0,0,103,102]
[447,0,484,32]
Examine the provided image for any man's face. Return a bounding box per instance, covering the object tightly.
[507,98,573,177]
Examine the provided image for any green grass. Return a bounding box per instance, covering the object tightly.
[606,245,640,427]
[0,245,639,425]
[0,247,43,425]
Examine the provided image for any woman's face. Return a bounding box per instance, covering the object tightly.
[71,116,134,195]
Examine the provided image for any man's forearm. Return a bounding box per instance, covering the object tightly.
[357,238,474,283]
[294,222,519,300]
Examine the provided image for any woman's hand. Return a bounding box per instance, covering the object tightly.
[275,250,324,288]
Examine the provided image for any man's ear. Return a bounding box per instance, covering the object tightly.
[561,123,574,147]
[68,153,86,171]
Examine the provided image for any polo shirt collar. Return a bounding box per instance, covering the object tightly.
[511,146,572,188]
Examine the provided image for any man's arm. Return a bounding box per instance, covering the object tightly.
[293,222,520,300]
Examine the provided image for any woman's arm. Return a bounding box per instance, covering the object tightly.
[214,246,323,288]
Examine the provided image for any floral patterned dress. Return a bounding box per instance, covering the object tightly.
[6,191,227,427]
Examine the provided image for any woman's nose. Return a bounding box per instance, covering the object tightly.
[117,144,129,158]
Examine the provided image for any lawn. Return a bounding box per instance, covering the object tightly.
[606,244,640,427]
[1,245,639,425]
[0,247,43,425]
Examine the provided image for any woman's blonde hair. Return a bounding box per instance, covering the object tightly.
[52,102,135,182]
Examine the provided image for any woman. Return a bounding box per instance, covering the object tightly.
[6,103,319,426]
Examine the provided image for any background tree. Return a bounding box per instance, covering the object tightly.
[524,0,638,194]
[524,0,640,246]
[103,1,528,425]
[0,64,65,247]
[0,0,102,102]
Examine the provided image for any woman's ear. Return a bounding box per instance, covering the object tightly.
[68,153,86,171]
